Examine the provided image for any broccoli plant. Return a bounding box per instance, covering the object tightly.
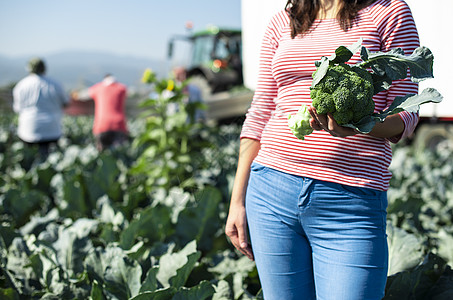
[289,39,443,139]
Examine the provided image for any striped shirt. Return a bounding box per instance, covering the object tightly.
[240,0,420,191]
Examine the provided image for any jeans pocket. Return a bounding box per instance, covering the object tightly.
[340,183,381,198]
[250,162,270,175]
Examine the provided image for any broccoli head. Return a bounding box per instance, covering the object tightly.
[310,63,375,125]
[310,90,335,114]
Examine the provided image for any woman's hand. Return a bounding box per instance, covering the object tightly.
[225,138,260,261]
[225,202,254,260]
[307,105,357,138]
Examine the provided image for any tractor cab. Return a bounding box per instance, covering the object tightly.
[168,27,243,95]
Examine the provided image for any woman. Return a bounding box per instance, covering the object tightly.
[225,0,420,299]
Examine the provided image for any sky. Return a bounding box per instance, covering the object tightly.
[0,0,242,60]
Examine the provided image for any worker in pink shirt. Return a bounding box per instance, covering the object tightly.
[75,74,129,151]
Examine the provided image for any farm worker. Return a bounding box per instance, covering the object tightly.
[13,57,69,161]
[74,74,129,151]
[225,0,421,299]
[165,66,205,122]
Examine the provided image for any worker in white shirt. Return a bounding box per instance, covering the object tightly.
[13,57,69,161]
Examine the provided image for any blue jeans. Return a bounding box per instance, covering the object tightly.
[246,163,388,300]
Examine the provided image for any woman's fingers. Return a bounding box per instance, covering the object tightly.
[309,118,322,130]
[225,215,254,260]
[237,227,254,260]
[308,105,335,134]
[227,228,254,260]
[307,105,323,130]
[307,106,356,137]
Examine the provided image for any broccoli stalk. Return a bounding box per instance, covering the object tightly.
[288,105,313,140]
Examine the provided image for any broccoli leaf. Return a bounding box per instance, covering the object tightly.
[376,87,443,120]
[360,46,434,82]
[313,40,434,91]
[329,46,353,64]
[312,57,330,87]
[344,88,443,134]
[330,37,363,64]
[343,114,376,134]
[370,72,393,95]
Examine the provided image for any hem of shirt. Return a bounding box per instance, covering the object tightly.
[239,135,261,142]
[18,134,62,144]
[93,128,128,135]
[253,155,389,192]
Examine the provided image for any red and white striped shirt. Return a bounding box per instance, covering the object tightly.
[240,0,420,191]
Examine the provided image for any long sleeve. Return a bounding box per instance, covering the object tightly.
[240,11,287,141]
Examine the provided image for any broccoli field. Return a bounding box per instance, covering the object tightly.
[1,102,453,298]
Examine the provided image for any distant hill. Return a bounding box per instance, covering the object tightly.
[0,51,168,90]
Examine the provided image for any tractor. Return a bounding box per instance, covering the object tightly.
[167,26,243,99]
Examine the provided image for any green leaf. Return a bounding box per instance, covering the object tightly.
[436,229,453,266]
[342,114,377,134]
[370,72,392,94]
[387,222,425,276]
[140,266,159,293]
[212,280,232,300]
[209,255,256,279]
[5,238,38,293]
[156,240,201,289]
[175,187,223,251]
[103,256,142,299]
[129,287,177,300]
[83,154,122,203]
[361,46,434,82]
[0,222,20,249]
[361,47,406,79]
[378,87,443,118]
[90,280,107,300]
[98,197,125,228]
[426,266,453,299]
[31,162,57,193]
[208,253,257,299]
[385,253,447,300]
[311,56,330,88]
[119,204,173,250]
[328,45,353,64]
[328,38,362,65]
[19,208,59,237]
[51,171,88,217]
[172,280,215,300]
[0,288,20,300]
[1,188,48,227]
[344,88,443,134]
[85,245,142,299]
[52,218,98,274]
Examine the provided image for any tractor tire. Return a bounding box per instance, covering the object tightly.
[413,123,453,151]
